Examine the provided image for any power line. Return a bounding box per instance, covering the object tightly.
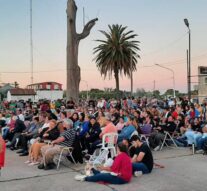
[138,51,207,69]
[2,51,207,74]
[142,32,188,56]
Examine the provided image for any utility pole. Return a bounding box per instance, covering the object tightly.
[130,50,133,97]
[81,80,89,100]
[153,80,156,93]
[155,64,176,98]
[184,18,191,101]
[0,73,2,84]
[188,27,191,101]
[30,0,34,84]
[187,49,189,96]
[83,7,85,27]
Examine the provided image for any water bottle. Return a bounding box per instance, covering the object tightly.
[192,143,195,155]
[134,171,143,177]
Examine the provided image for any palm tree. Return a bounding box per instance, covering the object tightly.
[94,24,140,95]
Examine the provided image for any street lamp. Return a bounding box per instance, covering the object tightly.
[81,80,89,100]
[184,18,191,101]
[155,64,176,98]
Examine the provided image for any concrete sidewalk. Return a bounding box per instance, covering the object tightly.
[0,148,207,191]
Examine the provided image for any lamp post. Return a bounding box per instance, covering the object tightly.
[155,64,176,98]
[81,80,89,100]
[184,18,191,101]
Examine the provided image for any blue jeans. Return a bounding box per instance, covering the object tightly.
[197,137,207,150]
[85,169,127,184]
[132,162,150,174]
[2,127,9,140]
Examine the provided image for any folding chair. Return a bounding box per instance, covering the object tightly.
[160,131,178,151]
[140,134,150,147]
[56,147,76,170]
[98,133,118,160]
[140,124,152,147]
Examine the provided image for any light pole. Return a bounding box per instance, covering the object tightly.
[155,64,176,98]
[184,18,191,101]
[81,80,89,100]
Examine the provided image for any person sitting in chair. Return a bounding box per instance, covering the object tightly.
[38,119,76,170]
[118,116,136,142]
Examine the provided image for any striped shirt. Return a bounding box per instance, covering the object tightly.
[58,128,76,147]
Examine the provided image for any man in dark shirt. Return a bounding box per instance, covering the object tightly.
[130,135,153,174]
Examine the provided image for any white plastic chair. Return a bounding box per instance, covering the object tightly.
[99,133,118,160]
[88,149,109,167]
[130,131,138,139]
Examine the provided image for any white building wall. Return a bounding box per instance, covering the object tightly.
[7,91,11,101]
[35,90,63,101]
[198,66,207,103]
[7,92,35,102]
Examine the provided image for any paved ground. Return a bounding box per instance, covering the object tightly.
[0,147,207,191]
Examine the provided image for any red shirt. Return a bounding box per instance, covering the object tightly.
[0,136,6,168]
[172,111,178,119]
[190,111,195,119]
[111,152,132,182]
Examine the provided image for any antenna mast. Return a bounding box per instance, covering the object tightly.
[83,7,85,27]
[0,73,2,84]
[30,0,34,84]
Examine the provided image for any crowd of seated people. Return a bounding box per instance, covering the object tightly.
[0,96,207,184]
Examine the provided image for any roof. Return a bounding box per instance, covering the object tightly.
[10,88,36,95]
[27,81,62,86]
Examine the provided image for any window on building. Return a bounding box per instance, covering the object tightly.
[200,67,207,74]
[54,84,59,90]
[205,77,207,84]
[46,84,51,90]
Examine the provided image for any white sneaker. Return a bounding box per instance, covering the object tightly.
[134,171,143,177]
[154,145,160,151]
[24,160,31,164]
[74,174,87,181]
[28,161,40,166]
[110,172,118,176]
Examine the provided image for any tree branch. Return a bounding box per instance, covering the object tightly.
[77,18,98,40]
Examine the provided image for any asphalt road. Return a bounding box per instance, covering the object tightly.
[1,148,207,191]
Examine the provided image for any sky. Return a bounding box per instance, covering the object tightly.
[0,0,207,93]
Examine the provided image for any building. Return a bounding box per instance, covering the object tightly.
[198,66,207,103]
[7,88,36,102]
[0,83,15,101]
[27,82,63,101]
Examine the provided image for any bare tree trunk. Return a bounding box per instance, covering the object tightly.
[66,0,98,102]
[114,63,119,97]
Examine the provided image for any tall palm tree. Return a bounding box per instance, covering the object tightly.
[94,24,140,95]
